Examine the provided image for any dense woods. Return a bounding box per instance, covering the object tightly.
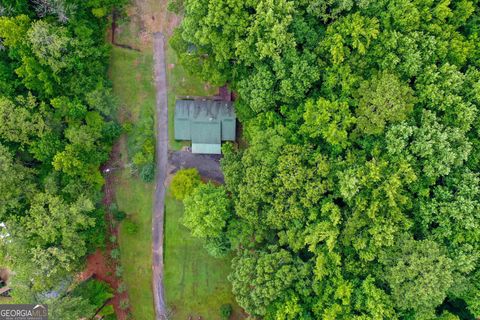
[0,0,123,310]
[174,0,480,319]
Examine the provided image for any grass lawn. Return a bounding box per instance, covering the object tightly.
[0,297,12,304]
[164,190,242,320]
[115,169,155,319]
[165,42,217,150]
[110,45,156,320]
[109,2,239,319]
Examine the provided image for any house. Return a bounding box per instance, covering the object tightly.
[174,99,236,154]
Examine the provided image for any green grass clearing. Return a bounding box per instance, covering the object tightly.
[164,190,243,320]
[166,41,217,150]
[0,297,13,304]
[115,170,155,320]
[110,3,238,319]
[110,46,155,123]
[110,44,156,320]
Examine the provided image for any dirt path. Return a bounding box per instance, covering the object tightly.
[152,31,168,320]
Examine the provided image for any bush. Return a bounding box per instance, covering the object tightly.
[132,152,148,166]
[117,282,127,293]
[113,210,127,222]
[122,122,133,133]
[167,0,183,14]
[120,299,130,310]
[98,304,115,317]
[102,122,122,142]
[140,162,155,182]
[110,248,120,260]
[71,279,114,310]
[171,168,202,201]
[220,304,232,320]
[115,265,124,278]
[84,208,107,252]
[124,220,138,234]
[103,314,117,320]
[204,236,230,258]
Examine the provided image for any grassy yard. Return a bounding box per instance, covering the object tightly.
[109,1,240,319]
[0,297,12,304]
[110,45,156,320]
[115,169,155,319]
[164,190,242,320]
[163,35,243,320]
[166,42,217,150]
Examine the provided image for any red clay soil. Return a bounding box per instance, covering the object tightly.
[78,142,130,320]
[78,250,129,320]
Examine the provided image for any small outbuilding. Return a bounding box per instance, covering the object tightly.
[174,100,236,154]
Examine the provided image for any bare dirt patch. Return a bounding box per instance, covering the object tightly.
[78,141,130,320]
[79,249,129,320]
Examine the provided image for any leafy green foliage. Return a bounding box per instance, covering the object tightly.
[355,71,415,135]
[47,296,97,320]
[124,219,139,235]
[140,162,155,182]
[381,239,454,318]
[113,209,127,222]
[170,168,201,200]
[0,0,126,301]
[183,183,232,239]
[220,303,232,320]
[175,0,480,318]
[229,247,311,316]
[71,279,114,311]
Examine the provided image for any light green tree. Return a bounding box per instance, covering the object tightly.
[170,168,202,201]
[183,183,231,239]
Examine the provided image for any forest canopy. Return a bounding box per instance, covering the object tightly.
[173,0,480,319]
[0,0,124,304]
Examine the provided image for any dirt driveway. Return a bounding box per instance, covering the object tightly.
[152,32,168,320]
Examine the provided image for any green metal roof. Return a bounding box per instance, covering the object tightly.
[192,143,221,154]
[221,119,235,141]
[174,118,190,140]
[191,121,221,144]
[174,100,236,153]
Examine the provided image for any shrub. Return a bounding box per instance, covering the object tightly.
[171,168,202,201]
[110,248,120,260]
[132,152,148,166]
[124,220,138,234]
[115,265,124,278]
[92,7,107,18]
[122,122,133,133]
[204,236,230,258]
[167,0,183,14]
[113,210,127,222]
[71,279,114,310]
[84,207,107,252]
[98,304,115,317]
[103,122,122,142]
[220,304,232,320]
[103,314,117,320]
[140,162,155,182]
[109,203,118,212]
[120,299,130,310]
[117,282,127,293]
